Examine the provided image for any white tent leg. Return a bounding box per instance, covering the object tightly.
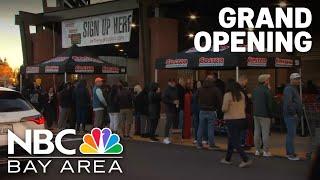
[155,69,158,82]
[64,72,67,83]
[236,66,239,81]
[195,70,199,81]
[20,74,22,93]
[218,70,221,79]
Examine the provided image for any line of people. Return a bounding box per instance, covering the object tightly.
[162,72,303,168]
[23,71,303,167]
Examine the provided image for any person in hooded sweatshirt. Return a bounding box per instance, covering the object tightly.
[196,74,222,150]
[133,84,149,137]
[162,79,179,144]
[74,80,90,133]
[148,82,162,142]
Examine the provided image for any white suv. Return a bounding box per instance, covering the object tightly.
[0,87,45,163]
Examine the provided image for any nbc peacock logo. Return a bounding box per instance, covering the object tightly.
[80,128,123,154]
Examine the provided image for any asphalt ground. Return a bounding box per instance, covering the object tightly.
[1,139,311,180]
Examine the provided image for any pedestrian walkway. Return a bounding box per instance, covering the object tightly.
[132,132,311,160]
[51,124,311,160]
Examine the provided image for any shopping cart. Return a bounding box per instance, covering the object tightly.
[304,103,320,159]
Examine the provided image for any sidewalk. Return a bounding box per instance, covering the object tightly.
[53,119,312,160]
[131,132,311,160]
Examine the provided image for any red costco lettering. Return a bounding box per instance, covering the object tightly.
[165,59,188,65]
[199,57,224,64]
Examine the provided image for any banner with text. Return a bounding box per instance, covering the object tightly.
[62,10,133,48]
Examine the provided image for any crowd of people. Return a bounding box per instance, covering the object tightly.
[22,72,304,168]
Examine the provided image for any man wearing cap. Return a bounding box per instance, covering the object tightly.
[92,77,108,128]
[283,73,303,161]
[252,74,274,157]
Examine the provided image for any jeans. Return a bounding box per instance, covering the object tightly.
[254,116,271,152]
[149,118,159,138]
[134,112,141,134]
[225,119,249,162]
[197,111,217,147]
[284,116,298,155]
[178,110,184,129]
[135,112,148,134]
[164,113,177,137]
[193,112,208,141]
[193,113,199,140]
[76,106,88,131]
[240,130,246,146]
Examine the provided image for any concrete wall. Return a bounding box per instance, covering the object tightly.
[149,17,179,89]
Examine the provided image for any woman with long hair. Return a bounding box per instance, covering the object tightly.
[220,79,252,168]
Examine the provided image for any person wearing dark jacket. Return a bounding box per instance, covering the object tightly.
[29,81,46,112]
[58,82,73,130]
[43,87,57,130]
[239,75,254,148]
[176,78,186,129]
[107,85,120,133]
[283,73,303,161]
[212,72,225,121]
[148,82,161,142]
[196,76,223,149]
[252,74,274,157]
[133,84,149,137]
[74,80,90,133]
[213,72,226,94]
[162,79,179,144]
[118,82,133,138]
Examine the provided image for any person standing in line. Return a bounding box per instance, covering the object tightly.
[69,81,77,129]
[43,87,57,130]
[29,79,46,112]
[118,81,134,138]
[107,85,120,133]
[176,78,186,130]
[183,80,193,139]
[92,77,108,128]
[148,82,161,142]
[283,73,303,161]
[58,82,72,131]
[192,81,201,143]
[162,79,179,144]
[196,75,222,150]
[212,72,226,94]
[74,80,90,133]
[102,84,111,127]
[252,74,274,157]
[220,79,252,168]
[238,75,254,148]
[133,84,149,137]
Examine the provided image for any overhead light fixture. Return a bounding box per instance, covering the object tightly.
[130,23,137,28]
[187,33,195,39]
[114,44,120,48]
[189,14,197,20]
[119,49,124,52]
[278,1,287,7]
